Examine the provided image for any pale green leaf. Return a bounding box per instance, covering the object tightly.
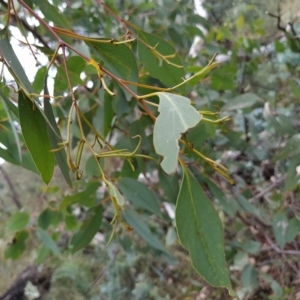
[176,168,235,296]
[107,182,125,206]
[222,93,259,111]
[153,92,201,174]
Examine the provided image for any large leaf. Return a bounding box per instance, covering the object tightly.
[44,80,72,187]
[118,177,161,216]
[86,40,138,96]
[176,168,234,296]
[153,92,201,174]
[137,30,184,88]
[18,91,55,184]
[70,205,102,253]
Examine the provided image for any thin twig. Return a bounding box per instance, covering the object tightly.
[248,175,286,202]
[0,164,22,208]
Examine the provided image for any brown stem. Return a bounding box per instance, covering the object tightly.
[0,164,22,208]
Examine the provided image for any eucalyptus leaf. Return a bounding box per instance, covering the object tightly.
[153,92,201,174]
[176,168,234,296]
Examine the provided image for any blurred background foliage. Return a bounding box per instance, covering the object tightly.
[1,0,300,299]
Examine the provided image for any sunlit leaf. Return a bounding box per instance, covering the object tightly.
[153,92,201,174]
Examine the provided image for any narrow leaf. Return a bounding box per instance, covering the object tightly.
[118,177,161,216]
[1,98,21,163]
[70,205,102,253]
[18,91,55,184]
[153,92,201,174]
[176,168,234,296]
[44,80,72,187]
[36,227,60,255]
[222,93,259,111]
[123,210,169,254]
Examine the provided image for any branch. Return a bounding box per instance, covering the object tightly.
[248,175,286,202]
[0,164,22,208]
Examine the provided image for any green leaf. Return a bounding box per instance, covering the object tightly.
[241,264,258,292]
[153,92,201,174]
[118,177,161,216]
[6,212,30,232]
[205,177,238,217]
[18,91,55,184]
[222,93,259,111]
[137,30,184,88]
[60,182,99,210]
[0,34,58,135]
[70,205,102,253]
[86,40,138,96]
[31,0,71,29]
[44,80,72,188]
[1,99,21,163]
[103,90,115,137]
[36,227,60,255]
[33,66,48,94]
[0,88,19,118]
[176,168,234,295]
[0,35,34,95]
[123,210,169,254]
[5,230,29,260]
[241,240,261,254]
[211,64,236,91]
[38,209,63,230]
[286,218,300,243]
[107,181,125,206]
[272,211,288,249]
[54,56,85,93]
[65,213,79,231]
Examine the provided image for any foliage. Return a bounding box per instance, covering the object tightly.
[0,0,300,299]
